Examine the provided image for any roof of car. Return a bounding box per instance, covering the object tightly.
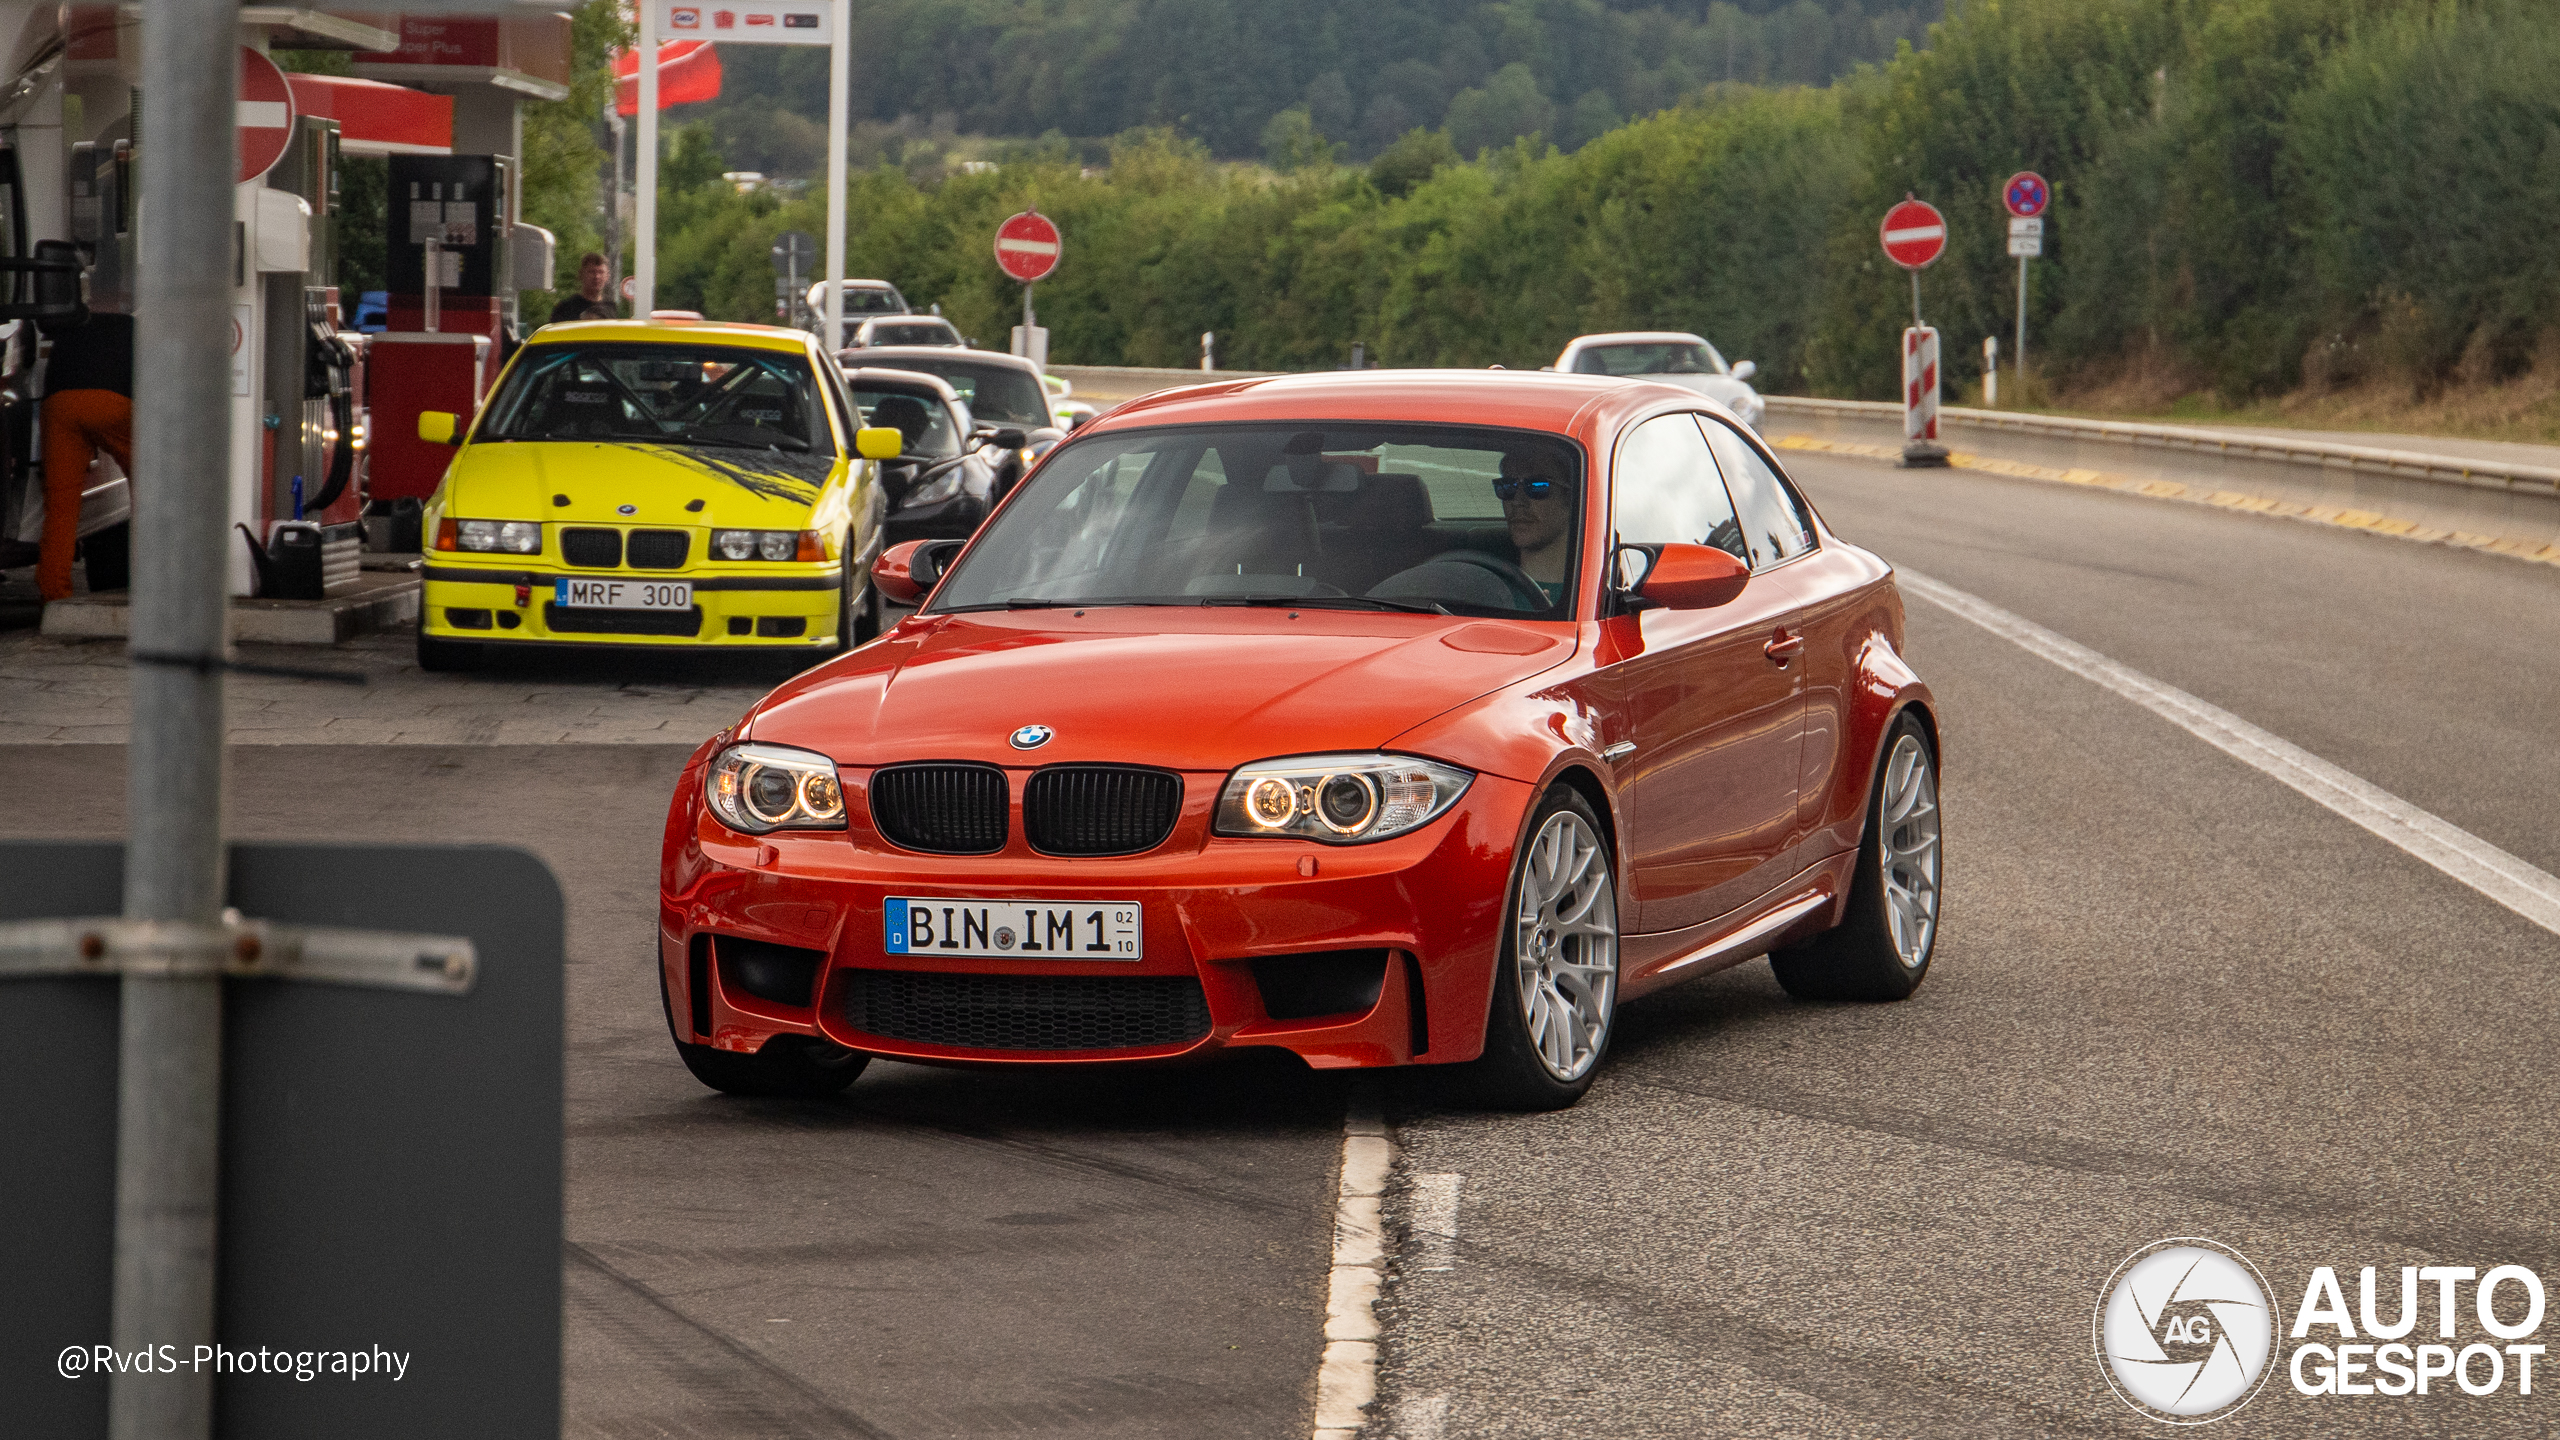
[847,346,1038,373]
[1559,331,1710,349]
[1091,368,1679,438]
[843,366,963,402]
[529,318,812,352]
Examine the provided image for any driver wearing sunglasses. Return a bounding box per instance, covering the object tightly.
[1496,449,1577,607]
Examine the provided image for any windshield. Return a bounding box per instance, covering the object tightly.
[854,386,963,457]
[931,423,1586,618]
[845,288,904,315]
[864,321,957,347]
[877,359,1050,426]
[1571,341,1728,378]
[480,343,833,453]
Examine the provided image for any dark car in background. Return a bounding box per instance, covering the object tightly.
[842,366,1020,572]
[848,346,1063,494]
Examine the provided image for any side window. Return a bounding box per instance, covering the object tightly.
[1698,416,1815,569]
[1610,413,1748,574]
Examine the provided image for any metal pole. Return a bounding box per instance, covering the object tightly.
[604,102,625,301]
[115,3,236,1434]
[1911,268,1922,330]
[2017,256,2028,394]
[633,2,658,316]
[822,0,848,352]
[1022,280,1034,335]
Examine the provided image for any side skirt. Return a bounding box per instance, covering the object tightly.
[1617,851,1856,1000]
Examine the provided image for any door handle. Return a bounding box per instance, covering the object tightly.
[1764,628,1804,667]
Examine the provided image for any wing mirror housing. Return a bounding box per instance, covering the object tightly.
[981,426,1028,450]
[854,426,904,460]
[417,411,460,446]
[1729,359,1758,384]
[871,537,965,605]
[1616,542,1749,611]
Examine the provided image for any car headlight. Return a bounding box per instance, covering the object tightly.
[455,519,541,554]
[1213,754,1472,845]
[905,468,966,507]
[712,529,823,562]
[707,742,847,834]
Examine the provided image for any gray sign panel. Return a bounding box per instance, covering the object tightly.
[0,842,564,1437]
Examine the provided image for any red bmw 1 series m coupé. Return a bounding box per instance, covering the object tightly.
[657,370,1941,1108]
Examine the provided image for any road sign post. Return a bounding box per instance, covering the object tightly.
[2003,171,2049,398]
[771,229,815,328]
[1880,195,1949,466]
[996,210,1060,370]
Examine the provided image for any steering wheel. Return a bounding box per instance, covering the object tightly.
[1396,549,1552,611]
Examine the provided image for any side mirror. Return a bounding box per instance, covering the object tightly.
[854,426,903,460]
[1729,360,1758,385]
[983,426,1028,450]
[871,537,964,605]
[1621,542,1749,610]
[417,411,459,446]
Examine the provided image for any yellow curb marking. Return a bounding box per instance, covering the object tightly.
[1771,434,2560,569]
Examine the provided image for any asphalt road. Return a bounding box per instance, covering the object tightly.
[1372,452,2560,1437]
[5,445,2557,1437]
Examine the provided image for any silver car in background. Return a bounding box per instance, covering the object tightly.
[1550,330,1764,431]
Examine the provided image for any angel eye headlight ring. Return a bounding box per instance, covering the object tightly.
[1213,754,1472,845]
[707,742,849,835]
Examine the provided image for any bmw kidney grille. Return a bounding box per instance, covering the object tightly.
[1024,767,1181,856]
[868,763,1008,854]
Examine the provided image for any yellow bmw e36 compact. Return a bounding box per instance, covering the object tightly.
[415,320,901,670]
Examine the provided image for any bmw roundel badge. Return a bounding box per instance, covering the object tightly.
[617,503,638,515]
[1010,725,1054,750]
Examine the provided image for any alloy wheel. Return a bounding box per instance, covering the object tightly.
[1878,733,1941,968]
[1513,809,1619,1081]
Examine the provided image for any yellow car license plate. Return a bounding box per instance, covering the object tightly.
[554,578,691,610]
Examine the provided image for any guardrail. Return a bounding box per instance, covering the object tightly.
[1764,395,2560,503]
[1036,367,2558,554]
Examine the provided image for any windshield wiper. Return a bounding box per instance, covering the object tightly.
[1205,594,1450,615]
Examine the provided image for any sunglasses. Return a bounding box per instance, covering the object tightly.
[1493,478,1562,500]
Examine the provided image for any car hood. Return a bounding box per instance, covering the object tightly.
[744,611,1579,769]
[446,440,839,527]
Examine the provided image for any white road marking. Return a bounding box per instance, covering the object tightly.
[1409,1174,1461,1273]
[1312,1086,1391,1440]
[1392,1394,1450,1439]
[1900,569,2560,938]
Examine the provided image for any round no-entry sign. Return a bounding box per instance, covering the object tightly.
[1879,197,1947,270]
[994,211,1061,283]
[238,46,297,185]
[2004,171,2050,219]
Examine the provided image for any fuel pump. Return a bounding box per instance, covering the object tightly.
[244,112,364,599]
[364,152,508,550]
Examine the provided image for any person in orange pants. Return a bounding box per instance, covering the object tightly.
[35,306,135,602]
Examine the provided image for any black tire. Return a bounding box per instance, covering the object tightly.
[1459,786,1621,1111]
[659,960,868,1098]
[80,522,130,592]
[416,632,478,672]
[1771,712,1941,1002]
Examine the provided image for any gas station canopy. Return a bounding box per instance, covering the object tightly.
[284,72,452,154]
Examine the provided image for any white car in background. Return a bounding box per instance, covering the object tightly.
[1550,331,1764,431]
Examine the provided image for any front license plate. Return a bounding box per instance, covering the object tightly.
[554,577,691,610]
[884,898,1142,960]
